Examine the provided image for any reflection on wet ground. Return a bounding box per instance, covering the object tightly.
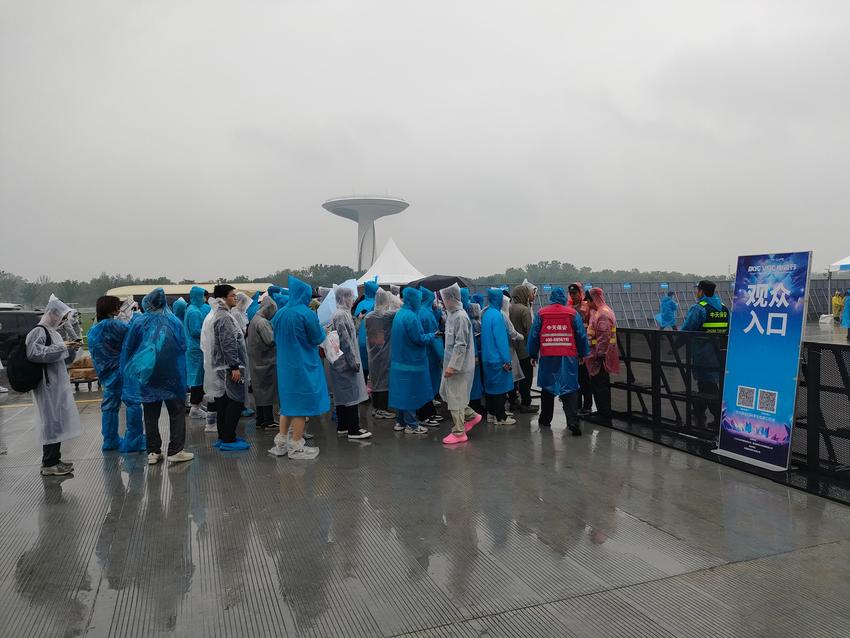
[2,392,850,637]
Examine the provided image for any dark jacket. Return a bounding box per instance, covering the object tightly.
[509,285,533,360]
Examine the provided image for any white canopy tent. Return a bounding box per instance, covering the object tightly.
[358,237,425,285]
[830,256,850,272]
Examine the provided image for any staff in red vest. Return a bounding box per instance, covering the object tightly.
[527,287,590,435]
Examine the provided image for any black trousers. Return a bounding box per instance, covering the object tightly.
[509,357,534,406]
[143,398,187,456]
[42,442,61,467]
[694,379,721,424]
[485,393,507,421]
[256,404,275,427]
[578,364,593,411]
[470,398,483,413]
[336,404,361,435]
[189,385,204,406]
[372,390,389,411]
[215,394,244,443]
[539,390,580,430]
[416,400,436,421]
[589,371,612,421]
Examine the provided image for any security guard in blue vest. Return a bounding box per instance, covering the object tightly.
[679,280,729,428]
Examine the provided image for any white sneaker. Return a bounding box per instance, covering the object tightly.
[288,443,319,460]
[0,385,9,393]
[405,425,429,435]
[167,450,194,463]
[348,429,372,440]
[487,414,496,423]
[204,423,218,433]
[496,417,517,426]
[268,444,288,457]
[393,423,405,432]
[380,410,397,419]
[147,452,163,465]
[189,406,207,419]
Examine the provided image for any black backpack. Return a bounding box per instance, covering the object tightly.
[6,326,51,392]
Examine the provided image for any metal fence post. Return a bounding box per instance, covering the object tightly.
[650,330,661,425]
[806,346,821,471]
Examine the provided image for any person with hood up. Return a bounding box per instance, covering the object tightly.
[501,293,526,412]
[467,302,485,412]
[677,279,730,427]
[527,287,590,434]
[231,290,256,417]
[87,295,145,452]
[655,291,679,330]
[267,276,325,460]
[568,282,593,414]
[389,287,436,435]
[26,295,83,475]
[183,286,209,422]
[117,296,139,322]
[329,287,372,440]
[831,290,844,323]
[247,296,278,429]
[585,287,621,426]
[122,288,193,466]
[354,280,379,383]
[365,288,397,420]
[417,287,445,427]
[439,284,482,444]
[246,291,261,323]
[204,285,251,451]
[480,289,516,425]
[509,284,537,413]
[172,297,188,323]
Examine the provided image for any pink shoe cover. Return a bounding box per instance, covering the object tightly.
[464,413,482,433]
[442,432,468,445]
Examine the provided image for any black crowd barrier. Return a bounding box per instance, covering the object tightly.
[607,328,850,488]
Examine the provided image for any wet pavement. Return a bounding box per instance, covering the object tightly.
[2,388,850,637]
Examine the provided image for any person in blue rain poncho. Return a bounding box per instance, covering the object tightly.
[389,287,436,435]
[354,279,379,381]
[654,291,679,330]
[246,291,261,323]
[172,297,188,322]
[121,288,193,465]
[416,287,445,426]
[527,287,589,435]
[480,288,516,425]
[87,295,145,452]
[843,289,850,341]
[267,276,325,460]
[183,286,208,421]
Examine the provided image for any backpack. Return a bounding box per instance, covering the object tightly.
[6,326,51,392]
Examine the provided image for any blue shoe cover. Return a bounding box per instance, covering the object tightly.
[235,436,247,443]
[119,435,146,453]
[213,439,223,448]
[102,437,122,451]
[241,408,255,417]
[219,440,250,451]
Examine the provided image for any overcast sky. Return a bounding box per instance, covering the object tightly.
[2,0,848,282]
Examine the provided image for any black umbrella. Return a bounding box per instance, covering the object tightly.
[406,274,472,292]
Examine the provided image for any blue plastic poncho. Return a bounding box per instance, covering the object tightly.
[460,287,471,313]
[172,297,188,322]
[246,291,261,322]
[418,287,444,397]
[654,295,678,329]
[355,280,379,375]
[273,276,330,416]
[389,287,435,410]
[184,286,207,387]
[87,318,144,451]
[471,293,484,307]
[681,294,725,383]
[527,288,590,396]
[121,288,187,403]
[843,291,850,328]
[480,288,514,394]
[468,303,484,401]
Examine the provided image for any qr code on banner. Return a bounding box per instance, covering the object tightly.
[758,389,778,414]
[736,385,756,409]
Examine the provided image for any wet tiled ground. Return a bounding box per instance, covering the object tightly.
[2,388,850,637]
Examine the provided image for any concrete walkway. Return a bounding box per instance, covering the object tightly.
[2,390,850,637]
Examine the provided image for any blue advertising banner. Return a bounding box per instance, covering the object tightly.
[714,252,811,471]
[660,282,669,289]
[623,282,632,290]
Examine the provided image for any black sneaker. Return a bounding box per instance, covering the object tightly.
[569,426,583,436]
[423,417,441,428]
[41,464,73,476]
[336,429,348,436]
[518,405,539,414]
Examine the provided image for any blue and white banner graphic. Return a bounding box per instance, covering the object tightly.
[714,252,811,471]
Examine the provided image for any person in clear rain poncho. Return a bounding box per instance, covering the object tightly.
[246,296,278,429]
[87,295,145,452]
[439,284,482,445]
[267,276,325,460]
[501,293,526,414]
[121,288,193,466]
[183,286,209,421]
[231,290,256,417]
[329,287,372,440]
[467,302,485,412]
[206,285,251,451]
[365,288,397,420]
[26,295,83,476]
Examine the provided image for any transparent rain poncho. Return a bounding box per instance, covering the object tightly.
[329,286,368,407]
[438,284,475,411]
[365,289,397,393]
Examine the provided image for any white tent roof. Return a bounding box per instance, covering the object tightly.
[830,256,850,272]
[358,237,425,285]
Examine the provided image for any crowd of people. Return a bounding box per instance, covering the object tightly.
[19,277,629,475]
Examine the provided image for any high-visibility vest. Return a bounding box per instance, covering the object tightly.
[699,300,730,334]
[538,304,578,357]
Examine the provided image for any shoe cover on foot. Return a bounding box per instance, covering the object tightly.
[118,435,146,453]
[219,440,250,451]
[213,439,223,448]
[102,437,121,451]
[241,409,255,417]
[442,432,468,445]
[464,414,482,433]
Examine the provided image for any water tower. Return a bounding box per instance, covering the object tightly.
[322,196,409,271]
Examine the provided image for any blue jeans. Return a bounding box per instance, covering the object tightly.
[396,409,418,428]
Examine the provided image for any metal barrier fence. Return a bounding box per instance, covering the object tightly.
[609,328,850,482]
